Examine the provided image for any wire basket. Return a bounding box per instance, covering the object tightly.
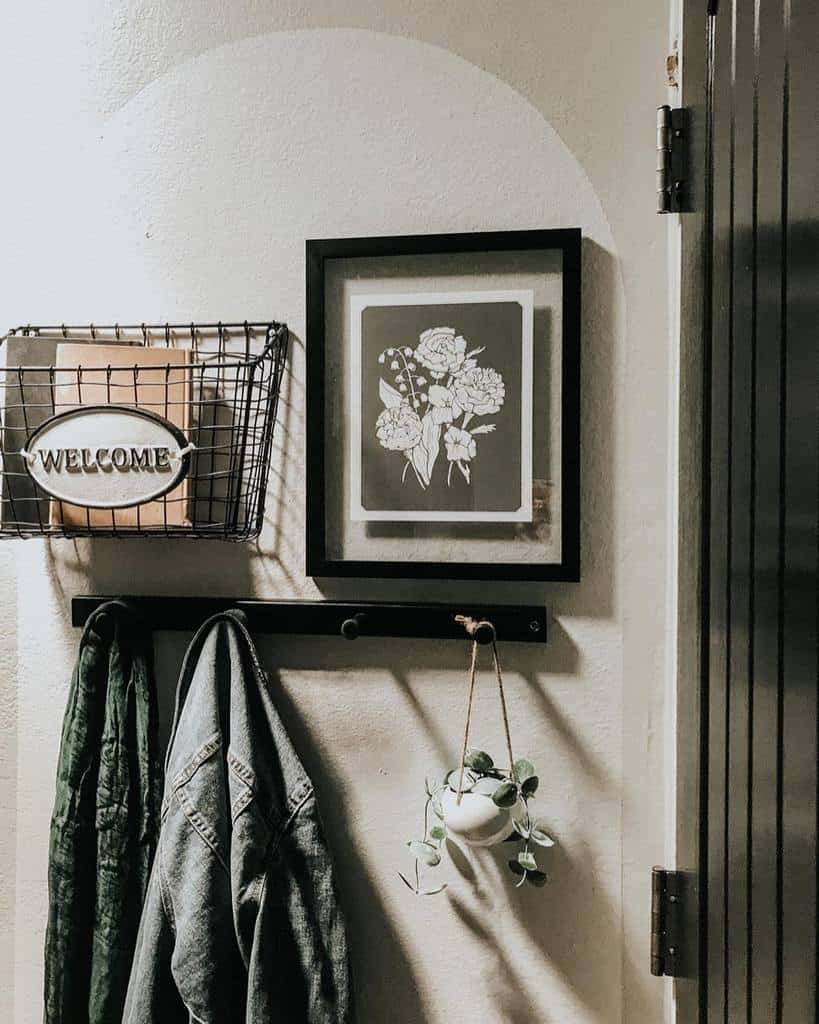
[0,321,288,540]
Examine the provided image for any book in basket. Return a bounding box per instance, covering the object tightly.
[51,343,192,528]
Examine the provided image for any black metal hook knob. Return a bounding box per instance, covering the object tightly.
[455,614,497,645]
[340,613,366,640]
[473,620,497,645]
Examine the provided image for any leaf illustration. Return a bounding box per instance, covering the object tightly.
[411,443,430,487]
[470,424,496,435]
[421,414,442,480]
[379,378,404,409]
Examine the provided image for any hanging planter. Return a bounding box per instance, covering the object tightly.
[400,620,555,895]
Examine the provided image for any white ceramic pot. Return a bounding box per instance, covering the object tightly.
[441,787,515,848]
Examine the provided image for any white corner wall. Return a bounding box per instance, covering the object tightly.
[0,4,671,1022]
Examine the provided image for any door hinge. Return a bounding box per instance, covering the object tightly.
[656,106,688,214]
[651,866,683,976]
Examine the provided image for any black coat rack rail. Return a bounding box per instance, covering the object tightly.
[71,597,547,645]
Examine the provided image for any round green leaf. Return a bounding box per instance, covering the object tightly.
[407,840,441,867]
[425,775,443,798]
[514,758,536,783]
[518,851,538,872]
[446,768,476,793]
[464,749,494,772]
[492,781,519,808]
[530,827,555,848]
[521,776,539,799]
[429,825,446,841]
[472,776,503,797]
[526,869,548,888]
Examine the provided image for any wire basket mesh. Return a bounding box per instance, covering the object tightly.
[0,320,288,540]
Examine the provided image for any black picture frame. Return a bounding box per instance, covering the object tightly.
[306,228,581,581]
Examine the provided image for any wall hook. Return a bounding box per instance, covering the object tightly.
[71,597,547,645]
[454,614,497,645]
[340,612,367,640]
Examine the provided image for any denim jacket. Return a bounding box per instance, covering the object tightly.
[123,611,352,1023]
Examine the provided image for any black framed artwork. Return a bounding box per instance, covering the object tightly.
[306,229,581,580]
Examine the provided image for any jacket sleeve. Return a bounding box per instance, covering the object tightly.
[121,842,189,1024]
[249,791,354,1023]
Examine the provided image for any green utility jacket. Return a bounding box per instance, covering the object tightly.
[44,600,162,1024]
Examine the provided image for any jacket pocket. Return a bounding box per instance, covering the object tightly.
[169,733,230,874]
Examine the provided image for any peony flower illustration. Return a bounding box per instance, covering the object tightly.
[374,324,505,492]
[444,425,477,463]
[415,327,467,377]
[376,405,423,451]
[452,366,505,417]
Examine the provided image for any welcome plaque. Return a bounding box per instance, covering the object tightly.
[23,405,192,509]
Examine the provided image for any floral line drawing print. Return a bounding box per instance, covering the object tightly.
[374,327,505,490]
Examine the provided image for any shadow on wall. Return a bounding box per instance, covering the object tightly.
[259,345,303,589]
[263,663,428,1024]
[445,840,632,1024]
[42,526,256,604]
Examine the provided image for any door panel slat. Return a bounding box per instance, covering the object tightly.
[749,1,786,1020]
[779,1,819,1019]
[705,3,734,1014]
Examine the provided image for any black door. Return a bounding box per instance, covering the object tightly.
[682,0,819,1020]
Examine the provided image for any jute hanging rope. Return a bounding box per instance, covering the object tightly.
[454,621,515,805]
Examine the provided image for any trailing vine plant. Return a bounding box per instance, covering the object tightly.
[400,748,555,895]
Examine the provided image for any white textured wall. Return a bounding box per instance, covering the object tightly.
[0,4,671,1022]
